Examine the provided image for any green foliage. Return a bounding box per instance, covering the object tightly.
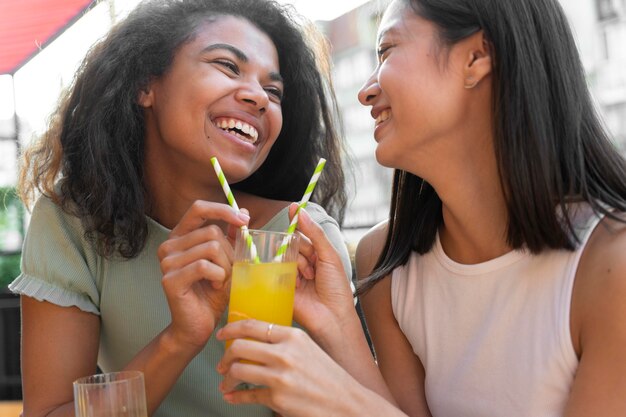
[0,186,23,290]
[0,185,22,227]
[0,253,20,289]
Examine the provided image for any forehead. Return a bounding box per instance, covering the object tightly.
[378,1,439,46]
[188,16,279,67]
[377,0,409,41]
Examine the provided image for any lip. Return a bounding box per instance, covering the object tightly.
[372,110,391,142]
[373,122,386,143]
[208,111,264,150]
[370,106,390,122]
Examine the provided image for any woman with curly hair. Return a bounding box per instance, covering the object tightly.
[11,0,350,416]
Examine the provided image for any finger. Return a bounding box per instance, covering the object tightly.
[160,240,233,278]
[218,339,281,389]
[157,225,234,266]
[217,319,285,345]
[159,228,233,278]
[296,230,315,260]
[294,207,341,264]
[226,208,250,243]
[220,373,247,394]
[297,253,315,280]
[162,258,228,291]
[223,385,273,408]
[159,224,234,262]
[222,362,276,394]
[170,200,250,238]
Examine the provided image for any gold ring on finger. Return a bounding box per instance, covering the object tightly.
[266,323,274,343]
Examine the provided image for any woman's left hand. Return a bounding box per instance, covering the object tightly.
[216,320,361,417]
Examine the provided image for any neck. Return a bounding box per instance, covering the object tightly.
[145,176,227,230]
[143,153,227,230]
[424,136,511,264]
[438,190,510,264]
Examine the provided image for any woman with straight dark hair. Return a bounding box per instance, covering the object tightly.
[10,0,352,416]
[216,0,626,416]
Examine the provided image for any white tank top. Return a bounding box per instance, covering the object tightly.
[391,203,603,417]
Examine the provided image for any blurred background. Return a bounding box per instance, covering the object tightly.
[1,0,626,400]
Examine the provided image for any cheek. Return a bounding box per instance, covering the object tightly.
[275,108,283,134]
[269,106,283,142]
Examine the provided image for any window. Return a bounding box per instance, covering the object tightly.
[596,0,624,20]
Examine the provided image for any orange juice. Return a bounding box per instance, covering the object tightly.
[226,260,297,349]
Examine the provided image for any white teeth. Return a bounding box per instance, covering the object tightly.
[213,118,258,144]
[376,109,391,125]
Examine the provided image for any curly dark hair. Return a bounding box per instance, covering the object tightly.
[19,0,347,258]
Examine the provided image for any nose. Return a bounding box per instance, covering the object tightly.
[235,81,269,114]
[358,71,381,106]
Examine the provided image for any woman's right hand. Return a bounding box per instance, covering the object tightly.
[290,205,357,347]
[216,321,409,417]
[157,200,250,352]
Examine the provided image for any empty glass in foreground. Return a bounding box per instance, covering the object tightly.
[74,371,147,417]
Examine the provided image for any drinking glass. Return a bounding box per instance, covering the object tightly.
[226,228,300,349]
[74,371,147,417]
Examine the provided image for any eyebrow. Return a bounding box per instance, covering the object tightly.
[377,27,398,44]
[202,43,284,83]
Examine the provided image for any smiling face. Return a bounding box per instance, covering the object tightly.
[357,0,482,175]
[139,15,283,185]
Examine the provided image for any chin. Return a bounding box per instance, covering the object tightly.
[218,161,255,183]
[374,146,398,170]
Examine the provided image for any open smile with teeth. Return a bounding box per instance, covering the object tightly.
[376,109,391,126]
[214,117,259,144]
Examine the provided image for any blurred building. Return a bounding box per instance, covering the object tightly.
[320,1,392,243]
[0,118,20,188]
[561,0,626,151]
[322,0,626,244]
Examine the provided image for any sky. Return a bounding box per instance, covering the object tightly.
[0,0,372,133]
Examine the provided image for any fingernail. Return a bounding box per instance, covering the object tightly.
[306,266,315,279]
[215,329,223,339]
[216,362,224,374]
[238,212,250,222]
[299,208,310,223]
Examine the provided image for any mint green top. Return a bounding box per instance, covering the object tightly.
[10,196,351,417]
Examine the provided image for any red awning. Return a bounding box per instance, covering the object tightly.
[0,0,96,75]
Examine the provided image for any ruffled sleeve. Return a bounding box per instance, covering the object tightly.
[9,196,101,315]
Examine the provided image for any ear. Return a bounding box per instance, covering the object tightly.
[462,31,492,89]
[137,83,154,108]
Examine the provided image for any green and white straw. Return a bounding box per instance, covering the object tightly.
[210,157,259,263]
[274,158,326,261]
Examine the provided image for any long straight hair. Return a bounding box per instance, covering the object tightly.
[359,0,626,293]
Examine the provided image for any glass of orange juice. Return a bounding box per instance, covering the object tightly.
[226,229,300,350]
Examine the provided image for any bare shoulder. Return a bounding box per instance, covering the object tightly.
[565,214,626,414]
[572,213,626,353]
[355,220,389,280]
[577,214,626,292]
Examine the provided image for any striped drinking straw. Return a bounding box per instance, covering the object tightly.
[210,157,260,263]
[274,158,326,261]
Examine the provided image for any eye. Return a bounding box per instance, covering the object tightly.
[214,59,240,75]
[265,87,283,102]
[377,44,393,63]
